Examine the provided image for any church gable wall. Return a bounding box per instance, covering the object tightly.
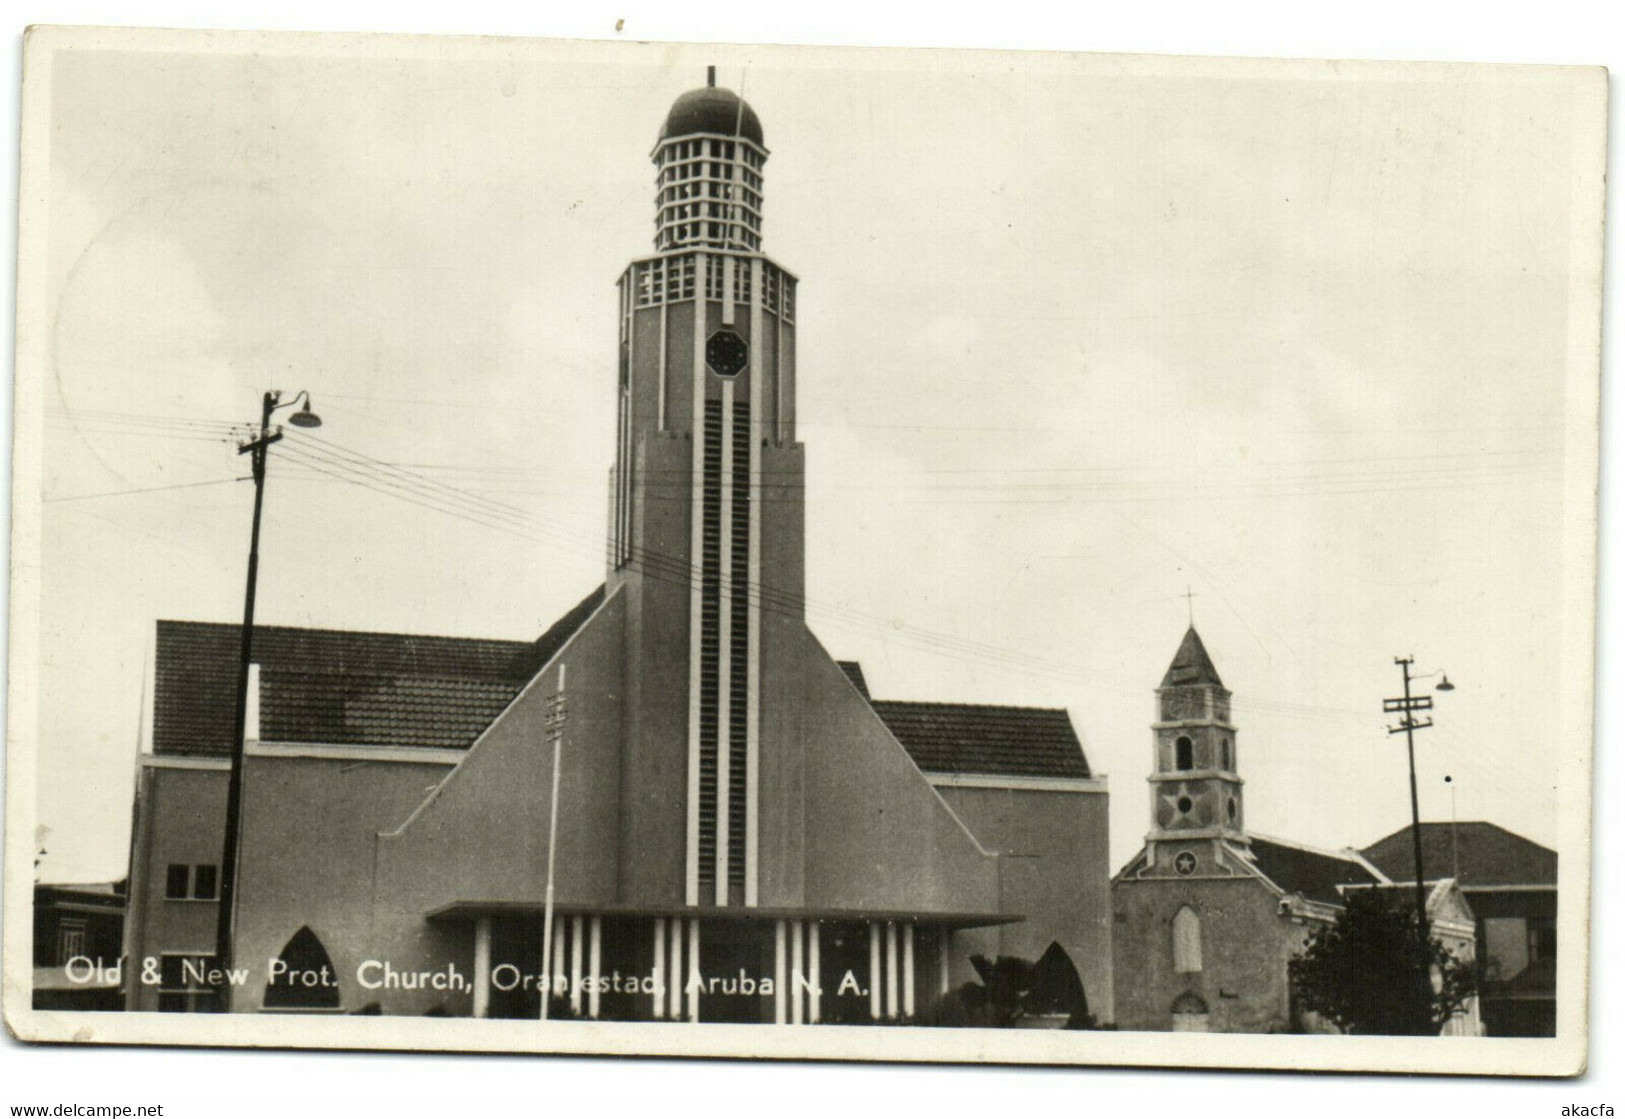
[773,628,1000,915]
[370,590,626,959]
[1112,875,1310,1032]
[226,756,457,1012]
[936,784,1113,1025]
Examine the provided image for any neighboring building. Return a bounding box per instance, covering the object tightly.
[120,74,1112,1025]
[1111,627,1476,1034]
[1362,822,1556,1036]
[33,881,126,1011]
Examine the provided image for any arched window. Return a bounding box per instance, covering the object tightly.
[1175,736,1194,771]
[1221,737,1232,771]
[264,926,341,1010]
[1172,906,1203,973]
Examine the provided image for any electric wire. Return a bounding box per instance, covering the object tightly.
[44,405,1538,726]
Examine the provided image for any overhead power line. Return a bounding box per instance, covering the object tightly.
[42,405,1480,727]
[44,477,250,503]
[273,429,1378,725]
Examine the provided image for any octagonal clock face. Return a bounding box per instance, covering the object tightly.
[706,329,748,378]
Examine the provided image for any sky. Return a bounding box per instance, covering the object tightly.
[24,36,1600,883]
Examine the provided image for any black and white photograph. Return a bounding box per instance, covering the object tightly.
[2,18,1606,1087]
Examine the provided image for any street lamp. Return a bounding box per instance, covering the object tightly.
[213,390,322,1007]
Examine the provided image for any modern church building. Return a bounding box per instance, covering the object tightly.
[120,74,1113,1024]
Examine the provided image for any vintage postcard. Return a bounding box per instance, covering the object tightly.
[4,26,1603,1075]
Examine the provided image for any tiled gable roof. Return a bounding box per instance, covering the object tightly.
[152,585,604,755]
[1245,835,1384,906]
[1360,822,1556,888]
[867,700,1091,780]
[258,673,524,750]
[836,660,870,700]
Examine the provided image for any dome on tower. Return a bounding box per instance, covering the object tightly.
[661,85,765,147]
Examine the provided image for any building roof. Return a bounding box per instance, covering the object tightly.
[1343,879,1477,928]
[1160,626,1224,689]
[1360,821,1556,888]
[836,660,870,699]
[868,700,1092,780]
[35,881,126,908]
[152,586,604,756]
[1246,834,1385,906]
[836,659,1091,779]
[661,86,765,147]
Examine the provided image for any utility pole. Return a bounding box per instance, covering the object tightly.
[1383,654,1452,1020]
[213,390,320,1008]
[1445,774,1461,881]
[1384,656,1432,922]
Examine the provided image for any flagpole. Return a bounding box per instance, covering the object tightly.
[539,664,566,1019]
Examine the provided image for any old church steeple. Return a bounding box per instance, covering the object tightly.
[1147,626,1247,876]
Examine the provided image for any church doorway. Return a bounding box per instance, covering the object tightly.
[1171,991,1210,1032]
[263,926,341,1011]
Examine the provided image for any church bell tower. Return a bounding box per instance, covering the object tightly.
[1145,627,1247,877]
[607,69,803,911]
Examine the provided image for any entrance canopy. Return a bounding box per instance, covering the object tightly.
[427,900,1021,930]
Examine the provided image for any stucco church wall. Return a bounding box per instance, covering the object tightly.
[629,302,664,433]
[1112,876,1308,1033]
[789,631,1000,916]
[659,303,693,434]
[937,784,1113,1025]
[366,590,627,1014]
[228,755,456,1012]
[754,442,808,906]
[777,319,795,435]
[617,434,697,904]
[757,312,780,438]
[125,766,226,1010]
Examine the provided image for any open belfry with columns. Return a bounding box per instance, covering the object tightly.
[122,72,1114,1024]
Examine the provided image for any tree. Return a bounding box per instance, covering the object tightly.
[1290,888,1476,1035]
[920,943,1098,1029]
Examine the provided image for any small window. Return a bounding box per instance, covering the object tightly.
[158,953,223,1013]
[56,919,87,965]
[1175,736,1194,771]
[1529,922,1556,965]
[192,865,219,901]
[165,864,190,900]
[1177,795,1194,815]
[1227,797,1237,822]
[1221,737,1232,771]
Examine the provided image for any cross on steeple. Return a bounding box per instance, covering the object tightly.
[1182,585,1197,627]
